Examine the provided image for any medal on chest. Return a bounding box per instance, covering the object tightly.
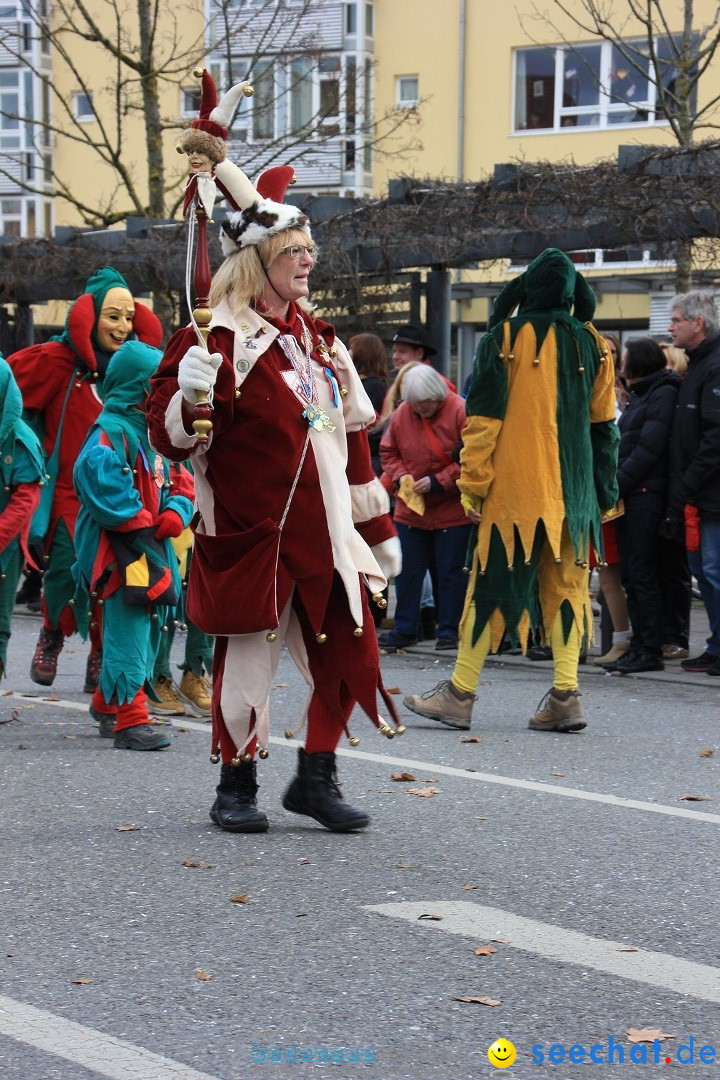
[277,315,336,433]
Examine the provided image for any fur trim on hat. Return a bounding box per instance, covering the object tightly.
[220,199,309,255]
[178,128,226,164]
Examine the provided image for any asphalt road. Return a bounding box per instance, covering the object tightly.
[1,608,718,1080]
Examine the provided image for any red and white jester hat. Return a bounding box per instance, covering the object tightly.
[215,160,310,255]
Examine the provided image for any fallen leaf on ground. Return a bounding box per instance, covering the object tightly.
[182,859,214,869]
[194,969,213,981]
[462,884,480,891]
[418,913,443,921]
[454,995,501,1006]
[385,686,402,694]
[616,946,639,952]
[491,937,511,944]
[677,794,713,802]
[230,893,250,904]
[474,816,488,821]
[406,787,439,797]
[115,824,139,832]
[626,1028,674,1043]
[391,771,416,782]
[298,858,311,865]
[62,735,77,740]
[71,977,93,985]
[42,695,60,702]
[396,862,417,869]
[699,748,716,758]
[461,736,482,743]
[473,946,497,956]
[550,770,565,777]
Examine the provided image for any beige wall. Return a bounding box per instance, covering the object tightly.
[374,0,720,188]
[51,0,206,229]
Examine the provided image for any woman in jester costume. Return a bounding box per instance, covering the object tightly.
[404,248,619,733]
[8,268,162,693]
[0,358,45,678]
[72,341,194,750]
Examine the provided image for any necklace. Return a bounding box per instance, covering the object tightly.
[277,314,335,432]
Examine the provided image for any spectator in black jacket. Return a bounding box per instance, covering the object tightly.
[605,338,680,674]
[666,292,720,676]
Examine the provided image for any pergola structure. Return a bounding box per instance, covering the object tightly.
[1,140,719,365]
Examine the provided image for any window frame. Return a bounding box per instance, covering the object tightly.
[513,37,689,134]
[395,74,419,109]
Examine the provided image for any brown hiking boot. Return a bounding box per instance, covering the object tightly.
[403,680,475,730]
[30,626,64,686]
[149,675,187,716]
[529,688,586,733]
[178,670,212,716]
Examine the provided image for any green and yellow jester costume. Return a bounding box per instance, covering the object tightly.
[457,248,619,661]
[403,249,620,734]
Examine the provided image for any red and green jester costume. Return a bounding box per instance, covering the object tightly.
[8,268,162,687]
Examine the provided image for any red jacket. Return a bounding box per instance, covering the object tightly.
[380,394,468,530]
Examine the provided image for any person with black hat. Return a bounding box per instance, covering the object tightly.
[8,268,163,693]
[403,248,619,734]
[389,324,456,392]
[147,153,403,833]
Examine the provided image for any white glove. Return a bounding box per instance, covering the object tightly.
[371,535,402,580]
[178,345,223,404]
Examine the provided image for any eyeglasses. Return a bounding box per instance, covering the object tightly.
[279,244,317,259]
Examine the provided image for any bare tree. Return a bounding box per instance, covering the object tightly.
[526,0,720,286]
[0,0,421,229]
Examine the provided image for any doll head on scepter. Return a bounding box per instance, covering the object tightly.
[177,68,252,177]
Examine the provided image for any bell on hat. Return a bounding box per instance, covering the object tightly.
[214,159,309,256]
[178,69,252,166]
[390,323,437,357]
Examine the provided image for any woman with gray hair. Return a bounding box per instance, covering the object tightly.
[379,364,470,651]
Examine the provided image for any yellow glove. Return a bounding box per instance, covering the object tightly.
[460,493,483,517]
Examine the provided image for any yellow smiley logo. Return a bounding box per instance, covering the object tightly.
[488,1039,517,1068]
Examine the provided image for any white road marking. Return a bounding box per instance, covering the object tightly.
[367,902,720,1005]
[0,994,222,1080]
[10,693,720,826]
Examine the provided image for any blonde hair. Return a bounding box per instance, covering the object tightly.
[376,360,421,426]
[660,342,688,376]
[208,227,316,314]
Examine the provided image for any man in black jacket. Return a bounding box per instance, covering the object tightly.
[666,291,720,675]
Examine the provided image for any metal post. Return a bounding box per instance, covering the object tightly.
[426,267,451,376]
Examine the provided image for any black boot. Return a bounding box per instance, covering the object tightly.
[282,748,369,832]
[210,761,269,833]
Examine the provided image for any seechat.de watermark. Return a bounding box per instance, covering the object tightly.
[531,1036,715,1066]
[252,1045,375,1064]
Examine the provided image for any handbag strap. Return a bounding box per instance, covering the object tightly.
[278,430,310,531]
[421,415,453,468]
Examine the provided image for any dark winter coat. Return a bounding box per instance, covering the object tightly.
[668,330,720,521]
[616,368,680,506]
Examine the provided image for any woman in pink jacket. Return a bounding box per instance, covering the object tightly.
[379,365,470,650]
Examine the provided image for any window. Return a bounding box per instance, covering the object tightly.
[396,75,418,108]
[365,2,373,37]
[318,55,341,136]
[0,72,20,150]
[252,59,275,140]
[0,198,21,237]
[181,87,201,116]
[345,2,356,34]
[514,37,697,132]
[74,92,94,121]
[290,57,312,135]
